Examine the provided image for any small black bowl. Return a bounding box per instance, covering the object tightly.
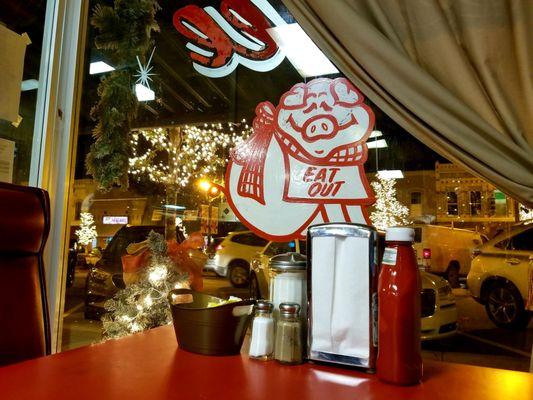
[168,288,255,356]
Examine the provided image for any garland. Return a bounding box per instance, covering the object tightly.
[86,0,160,190]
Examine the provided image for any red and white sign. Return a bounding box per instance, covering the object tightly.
[226,77,376,241]
[173,0,286,78]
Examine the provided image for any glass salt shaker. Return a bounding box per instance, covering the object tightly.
[274,302,303,365]
[269,252,307,323]
[249,300,275,361]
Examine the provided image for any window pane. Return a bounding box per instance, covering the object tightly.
[447,191,458,215]
[470,191,481,216]
[59,0,528,374]
[0,1,49,184]
[489,190,508,217]
[230,232,266,247]
[510,229,532,251]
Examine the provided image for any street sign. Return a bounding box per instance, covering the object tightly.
[219,201,238,222]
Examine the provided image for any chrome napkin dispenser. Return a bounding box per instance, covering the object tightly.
[307,223,379,370]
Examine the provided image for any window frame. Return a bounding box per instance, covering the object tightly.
[31,0,90,353]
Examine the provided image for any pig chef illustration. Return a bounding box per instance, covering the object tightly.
[226,77,376,240]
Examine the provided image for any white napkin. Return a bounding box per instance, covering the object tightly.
[311,235,370,359]
[310,236,336,352]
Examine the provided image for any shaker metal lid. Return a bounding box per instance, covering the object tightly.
[255,300,274,313]
[269,252,307,271]
[385,227,415,242]
[279,302,300,315]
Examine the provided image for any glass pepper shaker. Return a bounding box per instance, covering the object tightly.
[249,300,275,361]
[274,302,303,365]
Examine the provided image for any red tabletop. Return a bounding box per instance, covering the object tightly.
[0,325,531,400]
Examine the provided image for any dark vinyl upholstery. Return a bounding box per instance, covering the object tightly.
[0,182,51,365]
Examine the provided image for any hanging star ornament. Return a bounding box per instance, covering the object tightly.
[134,47,156,89]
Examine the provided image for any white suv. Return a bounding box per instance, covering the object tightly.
[467,223,532,329]
[204,231,268,287]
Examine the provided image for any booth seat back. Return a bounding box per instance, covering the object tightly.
[0,182,51,365]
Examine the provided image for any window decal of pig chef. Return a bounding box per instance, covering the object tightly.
[225,78,376,241]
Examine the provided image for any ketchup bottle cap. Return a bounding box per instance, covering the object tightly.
[385,227,415,242]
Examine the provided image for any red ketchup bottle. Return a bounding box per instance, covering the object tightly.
[377,227,422,385]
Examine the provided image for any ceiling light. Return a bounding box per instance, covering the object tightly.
[135,83,155,102]
[90,61,115,75]
[369,130,382,138]
[267,23,339,78]
[21,79,39,91]
[377,170,404,179]
[367,139,388,149]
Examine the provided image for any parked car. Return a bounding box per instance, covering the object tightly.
[467,223,532,329]
[412,224,486,287]
[250,239,457,341]
[85,226,163,319]
[85,225,206,319]
[204,231,268,288]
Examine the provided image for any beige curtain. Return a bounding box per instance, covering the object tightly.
[282,0,533,206]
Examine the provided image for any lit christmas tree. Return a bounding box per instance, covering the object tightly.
[102,231,189,339]
[370,174,410,230]
[76,212,98,246]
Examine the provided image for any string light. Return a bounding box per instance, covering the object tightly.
[148,266,167,285]
[129,122,252,187]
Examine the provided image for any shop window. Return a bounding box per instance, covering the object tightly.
[489,190,507,217]
[446,192,458,215]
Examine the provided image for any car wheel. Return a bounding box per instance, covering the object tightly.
[249,273,261,300]
[446,263,460,288]
[228,261,250,288]
[485,281,531,330]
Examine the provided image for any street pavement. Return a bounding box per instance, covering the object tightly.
[62,269,532,371]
